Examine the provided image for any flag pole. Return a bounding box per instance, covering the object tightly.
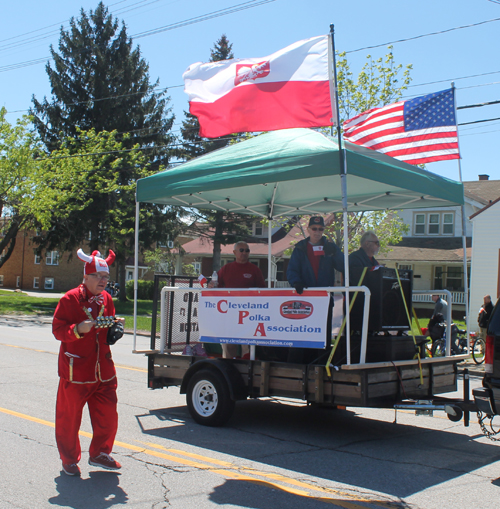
[452,82,470,345]
[330,24,351,364]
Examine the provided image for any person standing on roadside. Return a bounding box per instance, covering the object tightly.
[478,294,494,340]
[52,249,125,476]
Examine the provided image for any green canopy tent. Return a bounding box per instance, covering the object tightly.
[136,128,463,215]
[133,128,464,356]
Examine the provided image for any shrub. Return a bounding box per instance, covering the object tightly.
[125,279,155,300]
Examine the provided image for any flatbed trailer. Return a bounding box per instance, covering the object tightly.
[138,275,476,427]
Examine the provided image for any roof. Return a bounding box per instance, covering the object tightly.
[378,237,472,263]
[180,224,304,258]
[469,196,500,220]
[463,179,500,205]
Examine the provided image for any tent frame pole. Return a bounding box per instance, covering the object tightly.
[330,24,352,364]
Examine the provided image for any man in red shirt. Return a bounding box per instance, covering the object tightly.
[52,249,125,476]
[209,241,266,357]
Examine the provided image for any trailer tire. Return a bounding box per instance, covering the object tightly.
[186,369,235,426]
[446,405,463,422]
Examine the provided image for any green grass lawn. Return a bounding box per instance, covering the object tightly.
[0,289,467,337]
[0,290,154,332]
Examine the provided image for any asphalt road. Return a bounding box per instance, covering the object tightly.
[1,317,500,509]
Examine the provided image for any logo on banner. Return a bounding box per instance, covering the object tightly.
[280,300,313,320]
[235,61,270,86]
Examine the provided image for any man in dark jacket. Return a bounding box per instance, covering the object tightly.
[349,231,380,268]
[287,216,344,293]
[286,217,344,362]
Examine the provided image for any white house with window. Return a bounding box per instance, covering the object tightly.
[378,176,500,315]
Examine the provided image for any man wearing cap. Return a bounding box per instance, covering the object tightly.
[52,249,125,477]
[287,216,344,293]
[349,231,381,268]
[286,217,344,362]
[208,241,266,358]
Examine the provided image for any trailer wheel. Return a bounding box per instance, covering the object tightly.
[186,369,235,426]
[446,405,463,422]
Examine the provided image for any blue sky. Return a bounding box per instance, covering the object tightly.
[2,0,499,183]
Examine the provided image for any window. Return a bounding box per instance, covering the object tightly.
[34,253,41,264]
[415,214,425,235]
[44,277,54,290]
[434,265,463,291]
[443,213,454,234]
[193,261,201,273]
[252,222,268,237]
[46,251,59,265]
[33,277,39,289]
[0,275,3,287]
[428,214,439,235]
[434,266,443,290]
[397,264,413,271]
[446,267,462,290]
[276,260,285,281]
[16,276,20,288]
[414,212,454,236]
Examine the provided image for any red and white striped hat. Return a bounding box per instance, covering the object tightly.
[77,249,116,275]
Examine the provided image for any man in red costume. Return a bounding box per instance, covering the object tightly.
[209,241,266,358]
[53,248,125,476]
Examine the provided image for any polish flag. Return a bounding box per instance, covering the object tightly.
[183,35,335,138]
[198,274,207,287]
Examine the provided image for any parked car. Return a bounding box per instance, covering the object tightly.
[473,297,500,428]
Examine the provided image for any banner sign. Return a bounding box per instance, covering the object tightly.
[199,289,337,349]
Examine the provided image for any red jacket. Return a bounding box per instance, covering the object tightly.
[52,285,116,384]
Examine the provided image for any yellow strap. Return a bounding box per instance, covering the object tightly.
[395,269,424,386]
[325,267,368,377]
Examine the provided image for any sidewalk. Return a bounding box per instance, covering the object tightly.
[1,288,65,299]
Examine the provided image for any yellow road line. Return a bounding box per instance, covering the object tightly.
[0,405,398,508]
[0,343,147,373]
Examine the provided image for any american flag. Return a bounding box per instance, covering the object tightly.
[343,88,460,165]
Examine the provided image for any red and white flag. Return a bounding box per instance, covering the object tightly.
[198,274,207,287]
[183,35,335,138]
[343,88,460,165]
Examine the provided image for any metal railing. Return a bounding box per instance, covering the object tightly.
[159,286,372,365]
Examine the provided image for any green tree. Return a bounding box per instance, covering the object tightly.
[35,128,183,297]
[337,47,412,124]
[179,34,251,272]
[0,109,53,269]
[29,2,178,296]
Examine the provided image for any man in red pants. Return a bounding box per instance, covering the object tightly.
[52,248,125,476]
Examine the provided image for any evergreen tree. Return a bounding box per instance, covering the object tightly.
[29,2,179,296]
[179,35,252,272]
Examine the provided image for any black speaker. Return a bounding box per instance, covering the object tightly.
[349,267,412,331]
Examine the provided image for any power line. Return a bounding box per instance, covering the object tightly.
[458,99,500,110]
[345,16,500,54]
[458,116,500,126]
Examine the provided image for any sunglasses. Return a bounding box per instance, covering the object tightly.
[88,273,110,281]
[238,248,250,253]
[310,227,324,232]
[368,240,380,245]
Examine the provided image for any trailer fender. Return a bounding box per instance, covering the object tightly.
[180,359,248,401]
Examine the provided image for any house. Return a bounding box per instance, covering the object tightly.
[469,197,500,318]
[175,222,303,284]
[377,175,500,316]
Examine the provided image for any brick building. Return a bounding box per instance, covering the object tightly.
[0,231,118,292]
